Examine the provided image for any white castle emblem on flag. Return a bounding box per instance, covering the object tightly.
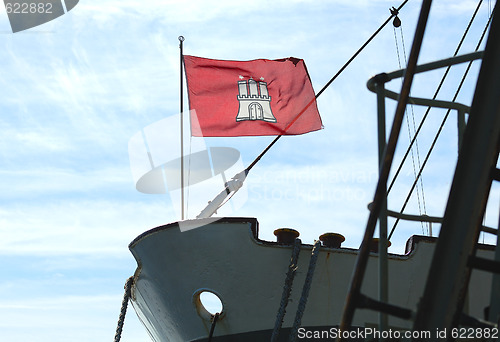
[235,76,277,123]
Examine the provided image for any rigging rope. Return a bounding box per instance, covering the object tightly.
[244,0,409,175]
[207,312,220,342]
[388,2,494,240]
[387,0,484,197]
[288,241,322,342]
[271,238,302,342]
[114,276,134,342]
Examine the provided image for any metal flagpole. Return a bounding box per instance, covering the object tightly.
[179,36,185,220]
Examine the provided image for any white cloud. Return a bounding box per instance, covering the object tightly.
[0,166,131,198]
[0,294,150,342]
[0,0,496,341]
[0,199,176,256]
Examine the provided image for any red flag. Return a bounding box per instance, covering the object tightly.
[184,55,323,137]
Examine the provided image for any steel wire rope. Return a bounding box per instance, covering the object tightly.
[339,0,433,333]
[387,0,484,197]
[393,22,428,235]
[388,3,494,240]
[244,0,409,176]
[193,1,408,217]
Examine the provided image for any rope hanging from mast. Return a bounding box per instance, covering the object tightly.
[387,0,493,240]
[245,0,410,176]
[391,8,429,236]
[196,0,410,218]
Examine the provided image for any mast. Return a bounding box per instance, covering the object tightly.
[412,4,500,334]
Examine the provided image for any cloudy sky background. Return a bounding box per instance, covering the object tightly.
[1,0,499,341]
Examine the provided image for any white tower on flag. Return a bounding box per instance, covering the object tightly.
[235,77,277,122]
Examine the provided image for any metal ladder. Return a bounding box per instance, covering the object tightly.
[338,1,500,340]
[412,0,500,333]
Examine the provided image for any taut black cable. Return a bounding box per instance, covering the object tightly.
[245,0,410,175]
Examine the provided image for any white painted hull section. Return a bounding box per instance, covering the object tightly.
[129,218,494,341]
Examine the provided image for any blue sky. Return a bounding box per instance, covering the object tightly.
[0,1,498,341]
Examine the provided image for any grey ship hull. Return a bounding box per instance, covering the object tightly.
[128,217,494,342]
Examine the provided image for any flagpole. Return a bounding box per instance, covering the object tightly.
[179,35,185,220]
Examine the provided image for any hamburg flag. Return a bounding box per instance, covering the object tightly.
[184,55,323,137]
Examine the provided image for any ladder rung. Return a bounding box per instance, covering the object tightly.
[460,313,497,329]
[358,294,413,320]
[467,256,500,274]
[481,225,498,235]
